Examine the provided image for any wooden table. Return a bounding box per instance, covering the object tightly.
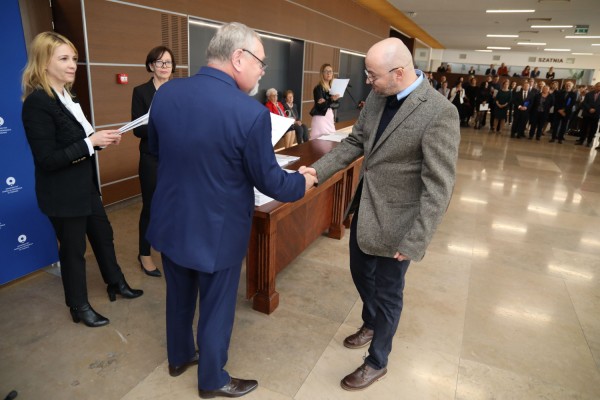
[246,140,363,314]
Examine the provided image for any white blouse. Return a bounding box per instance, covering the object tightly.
[55,89,95,155]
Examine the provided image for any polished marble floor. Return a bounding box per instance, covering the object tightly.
[1,127,600,399]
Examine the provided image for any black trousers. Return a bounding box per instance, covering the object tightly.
[349,213,410,370]
[49,194,123,307]
[551,113,570,141]
[511,110,529,137]
[139,152,158,256]
[292,123,309,144]
[529,111,548,139]
[579,116,600,145]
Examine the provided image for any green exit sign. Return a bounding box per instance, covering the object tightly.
[574,25,589,35]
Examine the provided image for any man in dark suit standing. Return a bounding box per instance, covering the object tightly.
[146,22,316,398]
[511,81,534,138]
[551,81,577,144]
[485,64,496,76]
[576,82,600,147]
[303,38,460,391]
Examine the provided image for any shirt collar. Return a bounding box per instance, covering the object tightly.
[395,69,424,101]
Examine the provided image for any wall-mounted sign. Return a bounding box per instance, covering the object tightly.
[538,57,564,63]
[574,25,589,35]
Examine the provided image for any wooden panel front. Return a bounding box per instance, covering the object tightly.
[101,176,141,206]
[90,66,150,126]
[247,140,362,314]
[97,132,140,185]
[84,0,163,64]
[53,0,86,62]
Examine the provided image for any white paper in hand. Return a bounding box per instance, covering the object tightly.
[270,113,295,146]
[118,113,149,134]
[330,78,350,97]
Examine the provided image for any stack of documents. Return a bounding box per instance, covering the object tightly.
[317,133,348,142]
[275,154,300,167]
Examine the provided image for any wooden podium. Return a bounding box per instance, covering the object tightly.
[246,140,362,314]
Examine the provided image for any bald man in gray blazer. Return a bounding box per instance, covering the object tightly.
[303,37,460,391]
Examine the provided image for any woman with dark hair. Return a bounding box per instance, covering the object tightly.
[310,63,340,139]
[493,80,512,133]
[283,89,309,144]
[21,32,143,327]
[131,46,176,277]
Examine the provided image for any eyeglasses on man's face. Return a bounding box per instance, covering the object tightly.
[153,60,172,68]
[242,49,268,71]
[364,66,404,83]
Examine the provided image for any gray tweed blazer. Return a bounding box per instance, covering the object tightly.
[312,78,460,261]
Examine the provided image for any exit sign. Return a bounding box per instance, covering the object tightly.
[574,25,589,35]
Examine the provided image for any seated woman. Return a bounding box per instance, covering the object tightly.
[283,89,309,144]
[265,88,295,148]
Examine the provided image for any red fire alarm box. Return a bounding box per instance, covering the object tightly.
[116,73,128,84]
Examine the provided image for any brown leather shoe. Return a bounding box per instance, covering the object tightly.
[341,362,387,391]
[168,353,199,377]
[343,325,374,349]
[198,378,258,398]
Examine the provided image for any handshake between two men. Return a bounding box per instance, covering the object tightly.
[298,166,318,191]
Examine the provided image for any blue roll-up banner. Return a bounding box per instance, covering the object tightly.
[1,0,59,284]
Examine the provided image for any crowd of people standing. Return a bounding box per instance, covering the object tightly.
[425,68,599,147]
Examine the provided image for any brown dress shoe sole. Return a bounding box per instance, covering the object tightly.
[340,369,387,391]
[343,339,372,349]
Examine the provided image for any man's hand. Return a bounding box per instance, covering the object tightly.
[393,252,409,261]
[298,166,318,191]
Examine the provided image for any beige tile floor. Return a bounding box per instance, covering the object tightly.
[1,127,600,399]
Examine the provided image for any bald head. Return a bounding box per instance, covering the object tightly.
[367,38,413,71]
[365,38,417,94]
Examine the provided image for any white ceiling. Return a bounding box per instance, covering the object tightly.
[388,0,600,55]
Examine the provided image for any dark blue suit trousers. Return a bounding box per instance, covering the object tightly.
[162,254,241,390]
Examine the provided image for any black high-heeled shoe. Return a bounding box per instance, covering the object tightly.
[138,254,162,277]
[107,277,144,302]
[70,303,109,327]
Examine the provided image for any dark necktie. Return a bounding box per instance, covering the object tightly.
[523,91,526,101]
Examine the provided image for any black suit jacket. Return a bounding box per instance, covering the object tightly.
[530,93,554,117]
[512,89,535,110]
[22,89,98,217]
[131,78,156,154]
[311,84,339,116]
[554,90,577,116]
[582,91,600,118]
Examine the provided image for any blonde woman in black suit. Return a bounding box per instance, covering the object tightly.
[21,32,143,327]
[131,46,176,277]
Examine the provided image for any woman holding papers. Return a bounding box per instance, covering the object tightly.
[21,32,143,327]
[265,88,295,148]
[310,63,340,139]
[131,46,176,277]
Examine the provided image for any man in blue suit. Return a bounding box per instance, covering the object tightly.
[147,22,316,398]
